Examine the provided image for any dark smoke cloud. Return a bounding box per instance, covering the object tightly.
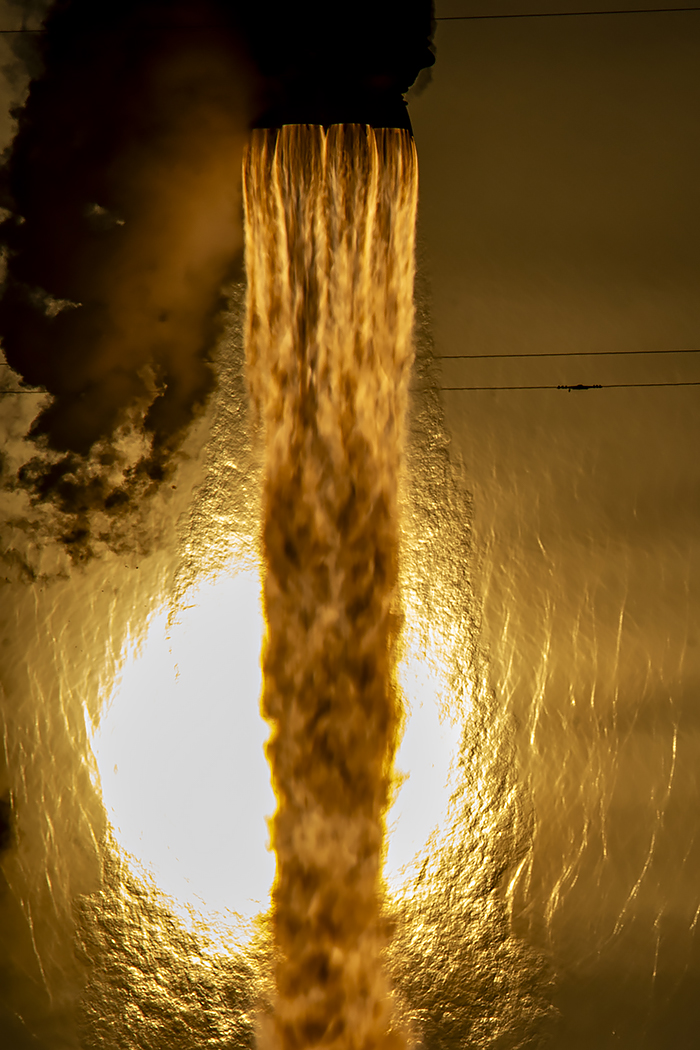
[0,0,254,555]
[0,0,433,559]
[245,0,435,129]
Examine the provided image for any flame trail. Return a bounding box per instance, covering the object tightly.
[243,124,418,1050]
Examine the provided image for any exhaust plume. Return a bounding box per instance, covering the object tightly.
[243,124,418,1050]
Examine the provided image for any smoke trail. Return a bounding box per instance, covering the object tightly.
[243,124,417,1050]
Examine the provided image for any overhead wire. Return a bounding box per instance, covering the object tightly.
[440,380,700,391]
[435,348,700,389]
[0,7,698,33]
[3,348,700,395]
[435,6,700,20]
[437,348,700,360]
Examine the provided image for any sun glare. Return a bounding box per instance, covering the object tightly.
[90,565,461,922]
[90,568,275,920]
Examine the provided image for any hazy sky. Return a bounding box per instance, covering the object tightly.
[411,4,700,1045]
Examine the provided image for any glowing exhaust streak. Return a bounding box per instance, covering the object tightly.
[244,124,417,1050]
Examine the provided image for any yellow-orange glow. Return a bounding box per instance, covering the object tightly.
[90,568,274,921]
[89,564,463,923]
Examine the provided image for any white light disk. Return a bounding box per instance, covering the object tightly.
[90,567,460,921]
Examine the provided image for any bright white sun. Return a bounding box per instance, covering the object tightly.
[90,564,461,921]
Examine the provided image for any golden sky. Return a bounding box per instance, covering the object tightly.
[412,4,700,1044]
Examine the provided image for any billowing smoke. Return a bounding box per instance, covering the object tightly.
[0,0,433,560]
[0,0,255,558]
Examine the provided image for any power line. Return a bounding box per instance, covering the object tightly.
[5,381,698,398]
[440,379,700,390]
[0,6,697,33]
[437,348,700,360]
[435,6,700,20]
[5,348,698,369]
[0,5,697,32]
[4,381,699,400]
